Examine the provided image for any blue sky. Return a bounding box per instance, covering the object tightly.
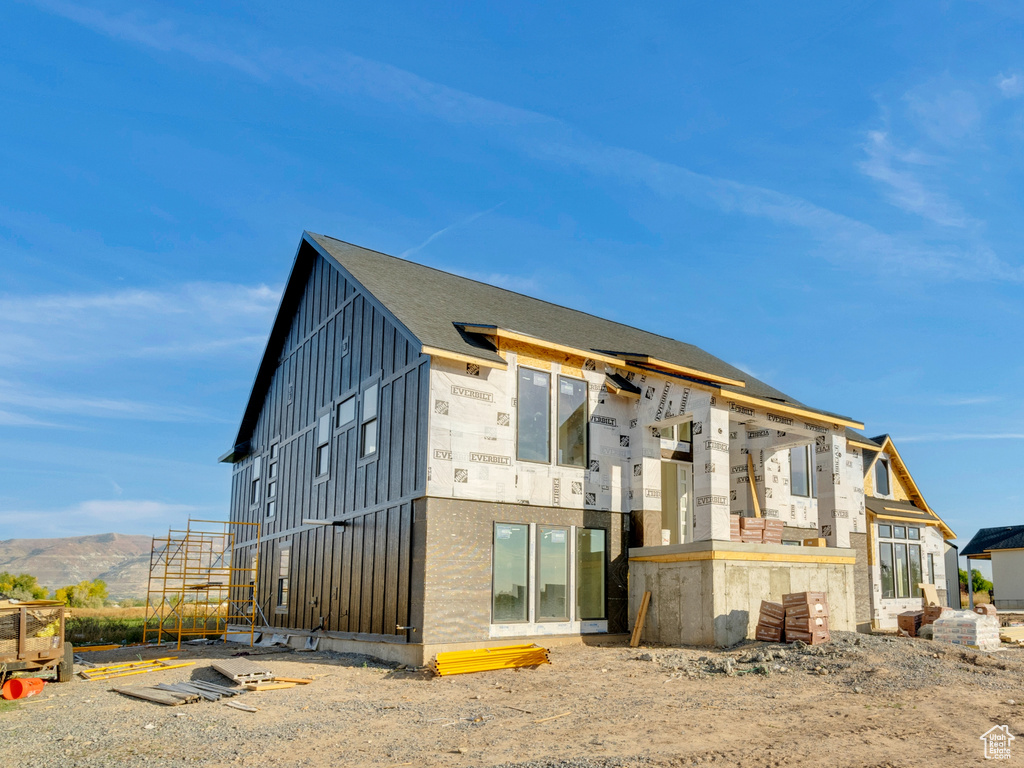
[1,1,1021,561]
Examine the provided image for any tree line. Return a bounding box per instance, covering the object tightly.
[0,571,116,608]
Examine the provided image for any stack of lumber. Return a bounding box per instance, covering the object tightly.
[755,600,785,642]
[431,644,550,676]
[998,626,1024,646]
[783,592,831,645]
[898,611,925,637]
[212,658,275,684]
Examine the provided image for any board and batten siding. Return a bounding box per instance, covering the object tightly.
[229,245,428,640]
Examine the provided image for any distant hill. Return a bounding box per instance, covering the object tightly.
[0,533,152,599]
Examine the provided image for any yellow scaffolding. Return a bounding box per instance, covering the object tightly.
[143,519,262,649]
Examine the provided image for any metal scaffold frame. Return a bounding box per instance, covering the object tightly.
[143,518,264,649]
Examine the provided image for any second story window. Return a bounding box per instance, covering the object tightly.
[557,376,587,467]
[315,414,330,476]
[360,383,379,458]
[517,368,550,463]
[249,456,262,506]
[875,458,890,495]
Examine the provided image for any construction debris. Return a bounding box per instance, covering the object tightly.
[80,658,194,681]
[999,626,1024,645]
[244,682,296,691]
[112,686,200,706]
[224,699,259,712]
[431,644,550,676]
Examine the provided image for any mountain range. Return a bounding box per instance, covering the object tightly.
[0,532,152,599]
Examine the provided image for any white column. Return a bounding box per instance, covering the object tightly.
[815,432,853,547]
[691,401,732,541]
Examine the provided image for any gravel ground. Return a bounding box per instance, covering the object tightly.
[1,632,1022,767]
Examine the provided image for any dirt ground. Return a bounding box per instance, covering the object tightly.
[2,632,1022,767]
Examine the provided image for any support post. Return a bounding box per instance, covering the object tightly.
[967,557,975,610]
[691,401,732,541]
[814,432,853,547]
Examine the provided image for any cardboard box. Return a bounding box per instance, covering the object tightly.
[741,518,766,530]
[785,615,829,632]
[783,592,829,618]
[740,534,763,544]
[974,604,998,617]
[755,623,783,643]
[786,629,830,645]
[762,530,783,545]
[759,600,785,626]
[803,538,826,547]
[922,606,953,626]
[763,519,784,529]
[898,610,924,637]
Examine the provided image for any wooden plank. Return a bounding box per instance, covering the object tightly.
[244,682,296,691]
[111,687,190,706]
[371,508,388,635]
[630,591,651,648]
[920,583,941,607]
[747,454,762,518]
[272,677,312,684]
[360,511,377,634]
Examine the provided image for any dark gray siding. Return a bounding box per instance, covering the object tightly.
[229,245,428,639]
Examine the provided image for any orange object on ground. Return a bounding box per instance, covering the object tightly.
[2,677,45,700]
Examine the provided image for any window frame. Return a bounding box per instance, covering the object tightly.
[358,380,380,460]
[555,374,588,469]
[575,527,607,621]
[249,455,262,508]
[491,522,530,624]
[535,525,571,622]
[314,411,332,479]
[877,524,924,600]
[515,366,552,464]
[335,393,357,431]
[266,442,279,517]
[274,541,291,615]
[875,458,891,496]
[790,445,812,498]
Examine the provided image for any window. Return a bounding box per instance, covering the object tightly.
[491,523,608,627]
[249,456,262,506]
[894,543,909,598]
[877,525,922,600]
[557,376,588,467]
[360,383,378,458]
[517,368,550,463]
[909,544,923,598]
[537,526,569,621]
[315,413,331,476]
[492,524,529,622]
[275,544,290,614]
[790,446,811,497]
[576,528,606,620]
[336,396,356,428]
[266,444,279,517]
[656,422,692,442]
[879,542,895,599]
[875,458,891,495]
[928,552,937,585]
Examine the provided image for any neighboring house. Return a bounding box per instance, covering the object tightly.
[961,526,1024,610]
[847,433,957,630]
[222,232,882,661]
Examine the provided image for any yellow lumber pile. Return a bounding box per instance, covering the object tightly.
[999,626,1024,645]
[431,644,550,676]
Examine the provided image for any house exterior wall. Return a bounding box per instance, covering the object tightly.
[228,248,429,640]
[991,550,1024,609]
[414,497,629,644]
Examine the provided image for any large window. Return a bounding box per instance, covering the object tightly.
[878,524,923,599]
[492,524,529,622]
[491,523,607,626]
[875,458,891,495]
[360,383,379,458]
[790,446,810,497]
[576,528,606,620]
[517,368,550,463]
[557,376,588,467]
[537,526,569,621]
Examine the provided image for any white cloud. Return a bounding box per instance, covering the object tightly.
[26,1,1024,285]
[0,498,201,538]
[905,86,982,146]
[859,130,973,227]
[0,282,279,368]
[997,72,1024,98]
[400,202,505,259]
[0,380,220,423]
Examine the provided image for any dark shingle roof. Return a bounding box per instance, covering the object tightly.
[961,526,1024,558]
[309,233,857,423]
[864,497,929,521]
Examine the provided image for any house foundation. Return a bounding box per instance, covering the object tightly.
[628,540,857,647]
